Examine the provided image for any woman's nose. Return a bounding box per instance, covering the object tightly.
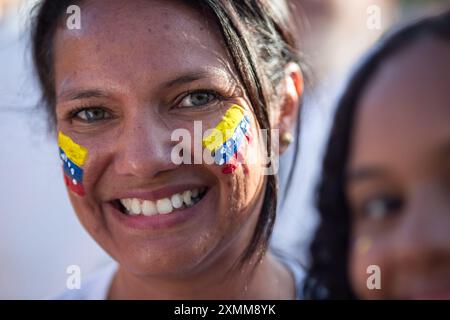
[390,186,450,269]
[113,111,178,179]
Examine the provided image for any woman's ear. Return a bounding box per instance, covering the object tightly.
[276,62,304,154]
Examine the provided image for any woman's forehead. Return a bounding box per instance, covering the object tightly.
[75,0,216,35]
[348,37,450,175]
[53,0,233,95]
[356,37,450,134]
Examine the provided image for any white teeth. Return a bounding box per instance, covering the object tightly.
[142,200,157,216]
[171,193,183,209]
[119,187,205,216]
[120,199,131,212]
[183,190,193,206]
[156,198,173,214]
[130,198,141,215]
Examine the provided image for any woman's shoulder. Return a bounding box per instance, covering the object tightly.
[53,262,118,300]
[272,251,305,300]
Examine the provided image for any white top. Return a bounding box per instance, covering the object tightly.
[55,263,118,300]
[55,258,304,300]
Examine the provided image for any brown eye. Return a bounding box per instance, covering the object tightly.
[178,92,216,108]
[75,108,111,122]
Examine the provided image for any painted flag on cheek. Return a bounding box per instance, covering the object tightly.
[203,104,252,174]
[58,132,88,196]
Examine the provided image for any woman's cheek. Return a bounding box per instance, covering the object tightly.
[58,131,108,235]
[203,104,258,192]
[202,104,265,230]
[202,104,252,175]
[349,235,387,299]
[58,131,89,197]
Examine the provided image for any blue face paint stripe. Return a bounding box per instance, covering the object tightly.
[59,148,84,183]
[214,116,251,165]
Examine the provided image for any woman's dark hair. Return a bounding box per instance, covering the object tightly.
[303,9,450,299]
[31,0,303,270]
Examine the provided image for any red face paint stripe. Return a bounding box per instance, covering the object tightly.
[222,164,237,174]
[63,172,85,196]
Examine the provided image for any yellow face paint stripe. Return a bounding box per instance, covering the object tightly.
[58,131,88,167]
[202,104,246,152]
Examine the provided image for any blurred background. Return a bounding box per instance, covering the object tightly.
[0,0,449,299]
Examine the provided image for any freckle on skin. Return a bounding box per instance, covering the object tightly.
[163,24,170,31]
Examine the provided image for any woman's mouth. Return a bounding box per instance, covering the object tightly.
[106,186,211,230]
[114,187,208,216]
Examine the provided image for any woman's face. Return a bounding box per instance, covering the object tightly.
[347,37,450,299]
[54,0,268,278]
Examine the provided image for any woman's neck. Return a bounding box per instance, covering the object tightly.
[107,251,295,300]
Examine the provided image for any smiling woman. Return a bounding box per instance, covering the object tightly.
[31,0,304,299]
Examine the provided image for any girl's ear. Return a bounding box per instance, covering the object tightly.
[275,62,304,154]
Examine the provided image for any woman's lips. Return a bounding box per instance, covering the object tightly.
[105,186,211,230]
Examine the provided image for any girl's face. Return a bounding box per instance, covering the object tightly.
[347,37,450,299]
[54,0,269,278]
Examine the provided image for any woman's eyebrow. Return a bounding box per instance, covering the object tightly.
[162,72,207,89]
[57,69,235,103]
[57,88,109,102]
[346,167,387,184]
[161,68,235,90]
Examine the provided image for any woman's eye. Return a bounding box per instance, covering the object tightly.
[361,195,403,220]
[178,92,217,108]
[74,108,111,122]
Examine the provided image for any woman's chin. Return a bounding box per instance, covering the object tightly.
[99,184,222,275]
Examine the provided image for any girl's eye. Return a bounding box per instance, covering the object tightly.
[178,92,217,108]
[361,195,403,220]
[74,108,111,122]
